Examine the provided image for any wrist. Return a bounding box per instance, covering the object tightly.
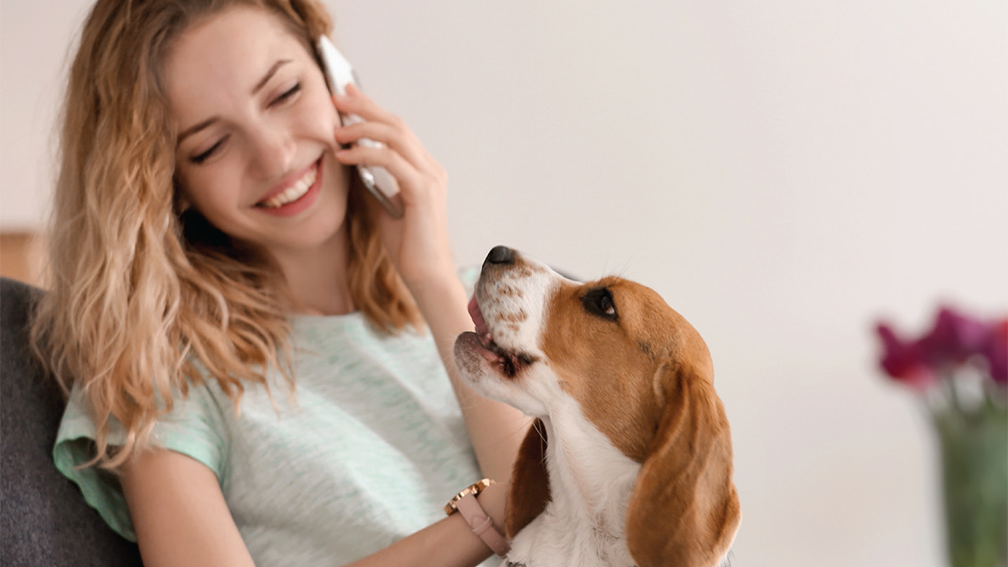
[407,270,468,317]
[392,245,457,291]
[475,476,507,527]
[445,479,510,557]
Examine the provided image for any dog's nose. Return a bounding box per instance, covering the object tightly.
[485,245,516,266]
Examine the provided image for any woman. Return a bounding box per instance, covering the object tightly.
[30,0,528,565]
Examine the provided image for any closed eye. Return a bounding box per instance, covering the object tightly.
[190,135,228,165]
[271,82,301,106]
[581,287,617,321]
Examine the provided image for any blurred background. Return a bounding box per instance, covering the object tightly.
[2,1,1006,565]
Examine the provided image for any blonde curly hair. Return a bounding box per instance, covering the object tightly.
[30,0,421,469]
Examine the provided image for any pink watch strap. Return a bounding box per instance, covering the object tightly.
[454,492,511,557]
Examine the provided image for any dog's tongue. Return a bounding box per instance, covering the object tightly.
[468,295,489,336]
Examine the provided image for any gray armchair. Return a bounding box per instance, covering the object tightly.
[1,277,143,566]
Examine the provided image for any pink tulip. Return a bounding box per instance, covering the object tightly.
[875,323,937,390]
[919,306,991,367]
[983,319,1007,386]
[875,307,1008,395]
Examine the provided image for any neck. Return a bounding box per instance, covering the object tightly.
[270,230,354,316]
[542,411,640,535]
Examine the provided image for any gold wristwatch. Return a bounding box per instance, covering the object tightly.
[444,478,510,557]
[445,478,493,515]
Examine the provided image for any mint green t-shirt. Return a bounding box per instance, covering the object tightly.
[54,305,493,566]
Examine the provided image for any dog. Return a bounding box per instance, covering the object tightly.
[454,246,740,567]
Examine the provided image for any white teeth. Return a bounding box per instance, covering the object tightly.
[260,165,317,208]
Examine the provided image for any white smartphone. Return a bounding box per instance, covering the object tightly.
[316,36,404,218]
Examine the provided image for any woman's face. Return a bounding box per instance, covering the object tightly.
[165,5,349,258]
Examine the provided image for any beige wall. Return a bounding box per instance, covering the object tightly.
[2,1,1006,565]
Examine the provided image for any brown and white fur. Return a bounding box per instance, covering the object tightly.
[454,246,740,567]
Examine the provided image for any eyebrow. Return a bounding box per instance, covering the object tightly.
[176,59,293,145]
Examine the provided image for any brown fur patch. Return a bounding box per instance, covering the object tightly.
[505,418,551,539]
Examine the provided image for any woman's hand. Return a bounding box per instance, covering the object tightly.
[331,84,455,293]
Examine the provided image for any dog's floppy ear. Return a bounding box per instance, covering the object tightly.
[625,359,741,567]
[504,418,551,539]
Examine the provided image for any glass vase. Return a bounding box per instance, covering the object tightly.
[933,398,1008,567]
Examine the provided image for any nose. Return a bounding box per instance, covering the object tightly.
[249,123,296,180]
[484,245,516,266]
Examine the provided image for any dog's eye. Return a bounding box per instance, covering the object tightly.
[582,288,617,321]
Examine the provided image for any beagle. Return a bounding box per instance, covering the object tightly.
[454,246,740,567]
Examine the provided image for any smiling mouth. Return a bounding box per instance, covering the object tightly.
[256,160,319,209]
[467,295,537,378]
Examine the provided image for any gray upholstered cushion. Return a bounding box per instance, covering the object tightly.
[1,277,143,567]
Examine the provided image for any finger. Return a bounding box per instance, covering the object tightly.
[335,144,430,202]
[333,84,398,129]
[332,90,441,172]
[333,121,432,175]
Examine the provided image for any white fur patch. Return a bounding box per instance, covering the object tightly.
[505,404,640,567]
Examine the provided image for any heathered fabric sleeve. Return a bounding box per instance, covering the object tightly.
[53,382,231,542]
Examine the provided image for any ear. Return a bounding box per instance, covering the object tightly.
[504,418,551,539]
[625,361,741,567]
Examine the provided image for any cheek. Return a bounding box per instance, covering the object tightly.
[321,152,350,197]
[175,164,248,233]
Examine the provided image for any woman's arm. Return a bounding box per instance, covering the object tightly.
[332,85,531,484]
[119,449,255,567]
[120,449,508,567]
